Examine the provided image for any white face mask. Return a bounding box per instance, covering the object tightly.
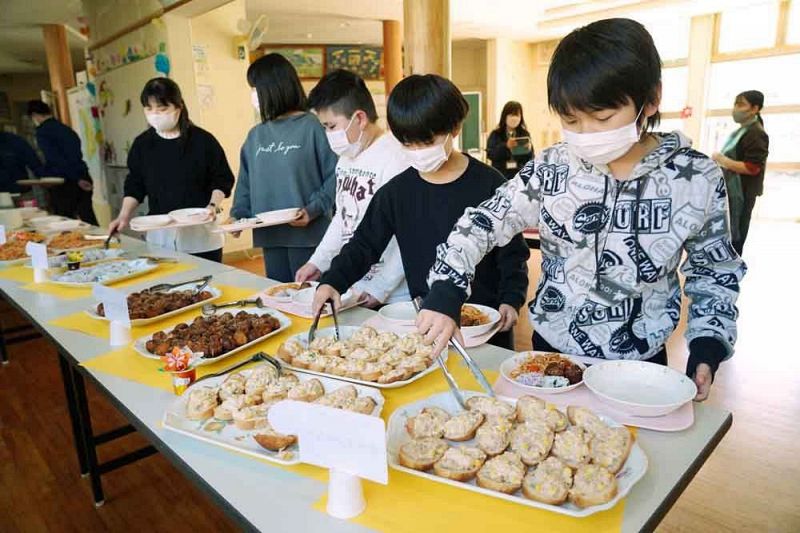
[404,134,452,173]
[250,90,260,111]
[325,114,364,158]
[145,110,179,134]
[562,108,644,165]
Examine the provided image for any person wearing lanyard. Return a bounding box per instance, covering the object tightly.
[712,90,769,256]
[108,78,235,263]
[229,53,337,282]
[486,101,534,179]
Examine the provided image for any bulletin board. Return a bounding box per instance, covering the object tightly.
[462,92,482,153]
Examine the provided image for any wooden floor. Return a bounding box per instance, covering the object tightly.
[0,220,797,532]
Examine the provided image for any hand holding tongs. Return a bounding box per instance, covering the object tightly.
[413,297,495,409]
[308,298,340,345]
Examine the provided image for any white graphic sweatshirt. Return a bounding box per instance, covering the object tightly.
[425,132,746,374]
[310,133,411,303]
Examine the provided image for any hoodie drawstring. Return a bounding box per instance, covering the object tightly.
[634,178,642,284]
[594,176,609,289]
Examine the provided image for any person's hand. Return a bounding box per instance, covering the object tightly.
[295,263,321,283]
[312,284,341,317]
[692,363,713,402]
[416,309,464,357]
[108,215,129,235]
[207,205,219,221]
[289,208,312,227]
[711,152,729,168]
[223,216,242,238]
[498,304,519,332]
[506,138,517,149]
[78,179,93,192]
[360,293,381,309]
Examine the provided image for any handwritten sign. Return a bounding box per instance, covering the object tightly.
[269,400,388,484]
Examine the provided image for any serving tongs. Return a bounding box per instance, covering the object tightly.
[147,275,212,294]
[139,254,179,264]
[412,297,495,409]
[193,352,283,384]
[307,298,340,345]
[201,297,264,316]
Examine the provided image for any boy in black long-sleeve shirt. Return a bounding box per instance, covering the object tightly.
[314,75,529,349]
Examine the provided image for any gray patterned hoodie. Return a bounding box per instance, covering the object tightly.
[424,132,746,374]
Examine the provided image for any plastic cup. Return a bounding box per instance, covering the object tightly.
[169,368,197,395]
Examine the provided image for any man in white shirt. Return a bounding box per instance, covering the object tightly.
[296,70,410,306]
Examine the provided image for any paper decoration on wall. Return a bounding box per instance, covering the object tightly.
[197,84,215,110]
[122,99,131,117]
[261,47,324,79]
[155,53,170,76]
[86,81,96,97]
[99,81,114,113]
[327,46,383,80]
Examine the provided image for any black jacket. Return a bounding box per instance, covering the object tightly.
[733,121,769,197]
[486,127,534,179]
[35,118,90,182]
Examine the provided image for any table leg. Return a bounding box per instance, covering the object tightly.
[0,326,8,365]
[58,352,89,476]
[70,364,106,507]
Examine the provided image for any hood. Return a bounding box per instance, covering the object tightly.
[629,131,692,180]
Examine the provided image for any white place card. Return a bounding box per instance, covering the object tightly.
[92,284,130,325]
[0,225,6,245]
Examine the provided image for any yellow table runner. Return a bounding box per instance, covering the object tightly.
[84,331,626,532]
[14,262,196,299]
[49,284,257,339]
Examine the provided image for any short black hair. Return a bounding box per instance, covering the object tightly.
[308,69,378,122]
[387,74,468,144]
[548,18,662,131]
[140,77,191,140]
[247,53,307,122]
[26,100,51,116]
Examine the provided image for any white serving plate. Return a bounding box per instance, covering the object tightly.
[30,215,66,228]
[84,285,222,326]
[499,352,587,395]
[134,307,292,366]
[25,248,125,269]
[583,360,697,418]
[163,367,384,465]
[283,326,447,389]
[46,232,104,253]
[18,207,44,220]
[46,219,83,231]
[461,304,501,337]
[387,391,648,517]
[255,207,300,225]
[263,281,318,302]
[130,214,173,230]
[47,259,159,287]
[169,208,212,225]
[378,301,417,326]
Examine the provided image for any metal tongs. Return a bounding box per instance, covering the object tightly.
[412,297,495,409]
[147,275,212,294]
[308,298,340,345]
[193,352,283,384]
[201,297,264,316]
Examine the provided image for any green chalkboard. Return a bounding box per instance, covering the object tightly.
[462,92,481,152]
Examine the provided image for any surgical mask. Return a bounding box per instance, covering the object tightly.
[404,134,452,173]
[562,108,644,165]
[145,110,179,133]
[732,109,751,124]
[251,90,260,111]
[325,114,364,158]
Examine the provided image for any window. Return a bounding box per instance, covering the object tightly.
[660,67,689,112]
[718,1,779,53]
[707,54,800,109]
[788,0,800,44]
[701,113,800,163]
[657,118,685,135]
[647,19,690,61]
[700,116,736,155]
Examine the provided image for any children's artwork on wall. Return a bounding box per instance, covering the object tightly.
[326,46,383,79]
[155,51,170,76]
[122,100,131,117]
[260,47,325,79]
[98,81,114,113]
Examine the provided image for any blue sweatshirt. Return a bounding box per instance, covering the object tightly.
[231,112,337,248]
[34,118,90,182]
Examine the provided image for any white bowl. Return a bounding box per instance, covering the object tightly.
[583,360,697,417]
[256,208,300,225]
[499,352,586,394]
[292,286,355,307]
[47,219,82,231]
[168,208,211,225]
[18,207,44,220]
[378,301,417,325]
[461,304,501,337]
[130,214,173,230]
[30,215,65,227]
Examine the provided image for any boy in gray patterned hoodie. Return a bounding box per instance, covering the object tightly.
[418,18,746,401]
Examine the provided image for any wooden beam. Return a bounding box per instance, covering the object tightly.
[382,20,403,95]
[42,24,76,127]
[403,0,450,76]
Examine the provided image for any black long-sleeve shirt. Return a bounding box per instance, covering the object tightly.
[125,126,235,215]
[486,127,534,179]
[0,132,43,192]
[35,117,90,182]
[321,155,529,310]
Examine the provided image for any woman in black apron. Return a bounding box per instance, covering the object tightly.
[712,90,769,256]
[486,101,534,179]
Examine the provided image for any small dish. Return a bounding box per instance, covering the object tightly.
[255,208,300,225]
[378,301,417,326]
[500,351,586,394]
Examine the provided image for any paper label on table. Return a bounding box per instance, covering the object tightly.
[26,241,48,269]
[269,400,388,484]
[0,225,5,244]
[92,284,130,325]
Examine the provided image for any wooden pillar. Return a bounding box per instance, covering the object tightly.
[42,24,76,126]
[684,14,715,145]
[382,20,403,95]
[403,0,451,77]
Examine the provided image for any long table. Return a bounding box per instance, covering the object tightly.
[0,241,732,532]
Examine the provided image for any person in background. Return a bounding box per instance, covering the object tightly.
[230,53,337,282]
[0,131,43,193]
[712,90,769,256]
[27,100,98,224]
[417,18,746,401]
[486,101,534,179]
[108,78,235,263]
[295,69,410,307]
[312,74,529,349]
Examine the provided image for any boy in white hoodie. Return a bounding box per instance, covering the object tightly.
[296,70,410,306]
[417,18,746,401]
